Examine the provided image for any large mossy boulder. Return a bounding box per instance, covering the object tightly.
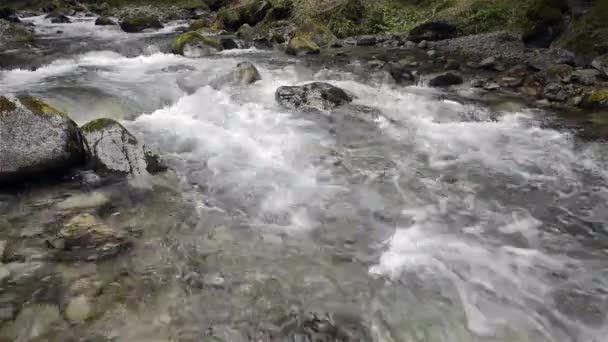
[95,16,115,26]
[0,96,86,186]
[173,31,223,56]
[408,22,457,43]
[275,82,353,111]
[286,34,320,56]
[580,90,608,111]
[119,15,163,33]
[81,118,164,175]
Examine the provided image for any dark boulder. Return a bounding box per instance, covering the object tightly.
[384,62,416,85]
[94,16,115,26]
[408,22,456,43]
[0,7,20,23]
[592,54,608,78]
[210,62,261,88]
[275,82,353,111]
[356,35,377,46]
[119,15,163,33]
[428,72,464,87]
[526,48,575,71]
[0,96,86,186]
[81,118,164,175]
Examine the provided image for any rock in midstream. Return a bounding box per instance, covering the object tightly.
[0,96,86,186]
[275,82,353,111]
[80,118,165,175]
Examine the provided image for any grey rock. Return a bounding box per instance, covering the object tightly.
[434,32,525,64]
[0,96,86,186]
[591,54,608,78]
[470,79,485,88]
[478,56,497,69]
[210,62,261,88]
[403,41,417,49]
[356,35,377,46]
[499,77,523,88]
[1,304,63,340]
[527,48,575,71]
[572,69,600,86]
[483,82,500,91]
[428,72,463,87]
[544,83,568,102]
[417,40,428,49]
[427,50,438,58]
[119,15,163,33]
[46,12,71,24]
[444,60,460,70]
[384,62,415,85]
[275,82,353,111]
[81,118,164,175]
[94,16,115,26]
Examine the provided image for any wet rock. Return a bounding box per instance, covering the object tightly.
[417,40,428,49]
[64,295,92,323]
[210,62,261,88]
[0,304,63,341]
[94,16,115,26]
[384,62,415,85]
[444,60,460,71]
[56,192,110,211]
[544,83,568,102]
[543,63,573,83]
[46,12,71,24]
[0,7,20,23]
[78,170,103,188]
[409,22,456,43]
[527,48,575,71]
[483,81,500,91]
[56,213,131,261]
[220,36,239,50]
[0,96,86,186]
[470,79,485,88]
[572,69,601,85]
[591,54,608,78]
[173,31,223,56]
[427,49,437,58]
[119,15,163,33]
[275,82,353,111]
[403,40,416,49]
[356,35,377,46]
[286,35,320,56]
[499,77,523,88]
[428,72,463,87]
[81,118,164,175]
[581,90,608,110]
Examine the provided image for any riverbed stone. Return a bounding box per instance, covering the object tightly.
[81,118,164,175]
[0,96,86,186]
[64,295,92,323]
[591,54,608,78]
[356,35,377,46]
[275,82,353,111]
[120,15,163,33]
[526,48,575,71]
[211,62,261,88]
[56,192,110,211]
[428,72,463,87]
[572,69,601,85]
[56,213,131,261]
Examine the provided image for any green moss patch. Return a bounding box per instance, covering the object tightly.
[17,96,68,118]
[81,118,120,133]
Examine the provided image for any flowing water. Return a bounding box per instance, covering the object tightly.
[2,15,608,342]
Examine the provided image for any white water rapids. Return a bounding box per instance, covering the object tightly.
[1,15,608,342]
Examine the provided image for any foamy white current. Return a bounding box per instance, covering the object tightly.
[2,18,608,341]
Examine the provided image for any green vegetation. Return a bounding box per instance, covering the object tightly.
[81,118,120,133]
[555,0,608,58]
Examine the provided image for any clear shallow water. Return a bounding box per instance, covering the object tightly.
[2,18,608,342]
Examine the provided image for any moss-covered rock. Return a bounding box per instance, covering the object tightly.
[581,90,608,111]
[0,96,86,186]
[189,19,209,31]
[95,16,115,26]
[81,118,165,175]
[214,0,271,32]
[119,15,163,33]
[286,34,320,56]
[173,31,223,56]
